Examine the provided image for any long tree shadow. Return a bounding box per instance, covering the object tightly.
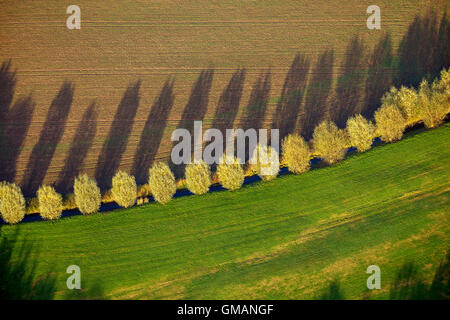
[64,279,107,300]
[389,262,429,300]
[330,35,366,128]
[21,81,74,196]
[395,9,449,88]
[240,69,271,162]
[55,102,98,194]
[389,250,450,300]
[0,96,36,182]
[362,33,393,120]
[0,60,17,177]
[301,49,334,140]
[132,79,175,185]
[432,12,449,77]
[428,249,450,300]
[0,60,16,129]
[95,81,141,190]
[170,69,214,178]
[0,224,106,300]
[318,279,345,300]
[0,226,56,300]
[241,69,271,131]
[211,68,246,159]
[273,54,310,140]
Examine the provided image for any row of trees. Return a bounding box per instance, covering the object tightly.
[0,156,245,224]
[284,68,449,171]
[1,9,447,195]
[0,68,448,224]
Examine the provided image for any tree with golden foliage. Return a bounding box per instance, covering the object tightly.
[417,77,449,128]
[148,162,176,204]
[250,144,279,181]
[74,174,101,215]
[185,161,211,195]
[312,120,348,164]
[346,114,375,152]
[37,185,63,220]
[111,170,137,208]
[374,104,406,143]
[282,134,310,174]
[381,86,419,125]
[0,182,25,224]
[435,68,450,112]
[217,155,244,191]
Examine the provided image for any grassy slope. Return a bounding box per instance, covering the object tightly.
[2,124,449,299]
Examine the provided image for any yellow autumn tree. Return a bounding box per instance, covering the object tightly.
[74,174,101,215]
[312,120,348,164]
[111,170,137,208]
[0,182,26,224]
[374,104,406,143]
[185,161,211,195]
[217,155,244,191]
[346,114,375,152]
[148,162,176,204]
[282,134,310,174]
[37,185,63,220]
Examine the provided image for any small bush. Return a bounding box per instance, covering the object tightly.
[63,193,77,210]
[374,104,406,143]
[217,156,244,191]
[282,134,310,174]
[101,189,114,203]
[137,184,151,198]
[148,162,176,204]
[0,182,26,224]
[417,79,448,128]
[243,163,257,177]
[74,174,101,215]
[312,120,348,164]
[210,172,220,185]
[176,178,187,190]
[185,161,211,195]
[250,144,279,181]
[37,185,63,221]
[25,197,39,215]
[346,114,375,152]
[111,171,137,208]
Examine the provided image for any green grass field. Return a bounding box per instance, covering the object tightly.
[1,123,449,299]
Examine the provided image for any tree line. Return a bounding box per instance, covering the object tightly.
[0,10,449,223]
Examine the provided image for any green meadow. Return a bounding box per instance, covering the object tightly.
[1,124,449,299]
